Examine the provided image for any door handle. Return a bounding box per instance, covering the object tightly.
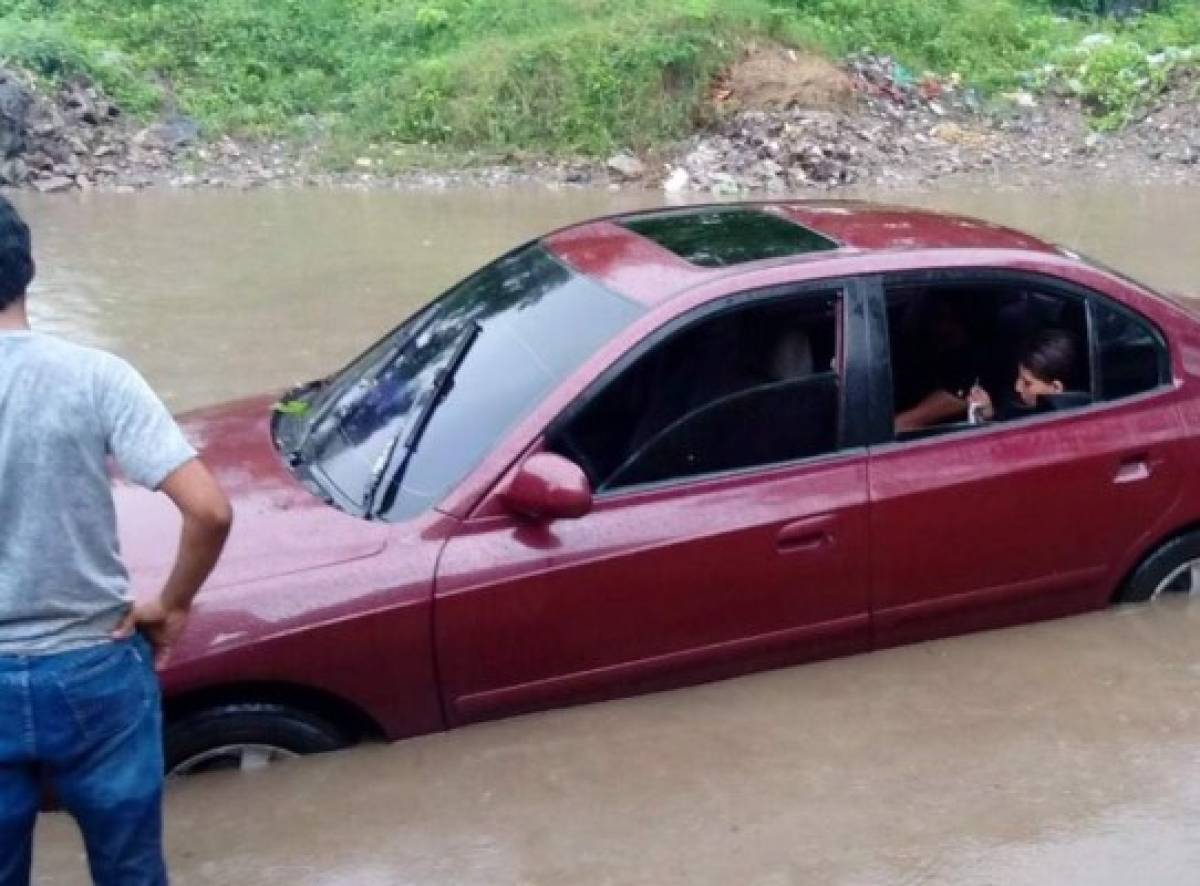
[1114,454,1153,484]
[777,516,837,553]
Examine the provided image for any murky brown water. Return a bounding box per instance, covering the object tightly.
[31,598,1200,885]
[10,183,1199,411]
[15,182,1200,884]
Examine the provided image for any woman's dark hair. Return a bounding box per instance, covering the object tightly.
[1020,328,1078,385]
[0,196,33,310]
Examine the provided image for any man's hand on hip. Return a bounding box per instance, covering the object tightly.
[113,600,190,668]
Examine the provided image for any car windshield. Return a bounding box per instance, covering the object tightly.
[284,244,643,520]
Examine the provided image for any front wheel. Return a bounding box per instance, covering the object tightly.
[165,703,351,779]
[1114,530,1200,604]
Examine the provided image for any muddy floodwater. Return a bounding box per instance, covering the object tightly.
[31,598,1200,885]
[11,183,1200,411]
[14,183,1200,884]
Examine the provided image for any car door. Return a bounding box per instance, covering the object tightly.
[433,281,874,725]
[866,270,1187,648]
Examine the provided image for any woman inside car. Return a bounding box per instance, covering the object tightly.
[967,328,1082,422]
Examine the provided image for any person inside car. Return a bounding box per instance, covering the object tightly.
[967,328,1083,422]
[894,295,986,433]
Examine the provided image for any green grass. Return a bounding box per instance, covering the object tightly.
[1,0,1197,155]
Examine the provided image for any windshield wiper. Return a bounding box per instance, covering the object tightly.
[362,321,482,516]
[287,333,417,466]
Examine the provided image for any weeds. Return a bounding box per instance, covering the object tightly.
[0,0,1196,153]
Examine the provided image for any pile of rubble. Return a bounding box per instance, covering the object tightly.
[0,69,135,191]
[640,51,1200,194]
[650,54,1053,193]
[1124,65,1200,166]
[0,67,293,192]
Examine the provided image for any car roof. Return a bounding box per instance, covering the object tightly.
[542,200,1063,306]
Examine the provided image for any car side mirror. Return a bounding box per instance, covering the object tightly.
[502,453,592,521]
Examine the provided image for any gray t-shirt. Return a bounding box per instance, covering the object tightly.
[0,331,196,655]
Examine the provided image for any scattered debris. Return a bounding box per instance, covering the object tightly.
[662,167,690,194]
[658,52,1200,193]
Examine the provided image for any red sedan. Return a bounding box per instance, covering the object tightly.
[117,202,1200,775]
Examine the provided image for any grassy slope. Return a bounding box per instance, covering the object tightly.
[1,0,1198,155]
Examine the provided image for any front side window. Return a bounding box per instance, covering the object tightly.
[549,291,842,492]
[276,245,643,519]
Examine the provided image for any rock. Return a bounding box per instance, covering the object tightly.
[786,166,810,188]
[752,158,783,181]
[33,175,75,193]
[662,167,690,193]
[0,157,27,185]
[0,71,31,159]
[1079,34,1115,51]
[138,116,201,152]
[61,82,100,125]
[606,151,645,180]
[1003,91,1038,109]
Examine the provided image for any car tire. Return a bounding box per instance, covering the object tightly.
[1114,530,1200,604]
[165,702,351,778]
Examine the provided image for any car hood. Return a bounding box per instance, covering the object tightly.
[117,394,390,596]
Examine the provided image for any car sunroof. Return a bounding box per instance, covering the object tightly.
[621,208,838,268]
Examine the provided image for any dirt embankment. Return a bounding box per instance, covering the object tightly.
[2,47,1198,195]
[649,46,1200,193]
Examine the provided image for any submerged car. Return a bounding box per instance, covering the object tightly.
[117,201,1200,775]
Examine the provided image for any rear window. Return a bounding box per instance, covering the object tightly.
[622,208,838,268]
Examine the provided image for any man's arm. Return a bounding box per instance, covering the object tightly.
[894,389,968,433]
[114,459,232,665]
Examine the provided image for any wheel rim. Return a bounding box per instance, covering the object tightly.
[168,743,299,779]
[1150,557,1200,600]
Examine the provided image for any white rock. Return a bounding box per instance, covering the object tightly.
[33,175,74,193]
[1079,33,1114,51]
[662,167,690,193]
[606,151,646,180]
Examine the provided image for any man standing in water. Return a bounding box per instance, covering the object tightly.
[0,195,231,885]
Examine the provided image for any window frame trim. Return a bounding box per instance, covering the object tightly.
[543,276,872,502]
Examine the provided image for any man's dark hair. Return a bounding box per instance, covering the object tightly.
[1020,328,1078,385]
[0,195,33,310]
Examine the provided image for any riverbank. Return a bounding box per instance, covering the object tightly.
[2,47,1197,197]
[3,0,1199,194]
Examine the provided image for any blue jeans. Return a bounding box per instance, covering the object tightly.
[0,635,167,886]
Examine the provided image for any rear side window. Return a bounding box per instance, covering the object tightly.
[1093,300,1168,401]
[549,291,842,492]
